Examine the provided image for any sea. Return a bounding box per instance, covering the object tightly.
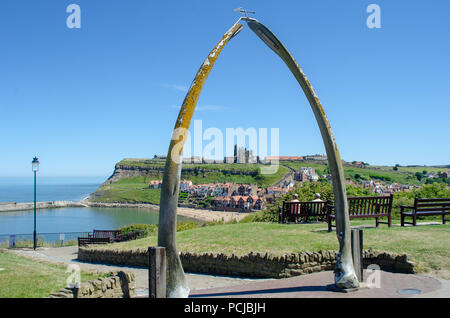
[0,176,104,203]
[0,177,184,244]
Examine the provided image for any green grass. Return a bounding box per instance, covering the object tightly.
[91,176,161,204]
[98,221,450,276]
[0,250,101,298]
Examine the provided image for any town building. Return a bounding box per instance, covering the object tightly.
[294,167,319,182]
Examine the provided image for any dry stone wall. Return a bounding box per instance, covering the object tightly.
[78,247,415,279]
[49,271,136,298]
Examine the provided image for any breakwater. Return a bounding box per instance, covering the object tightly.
[0,201,87,212]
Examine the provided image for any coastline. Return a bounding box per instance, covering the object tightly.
[0,199,249,223]
[82,200,250,223]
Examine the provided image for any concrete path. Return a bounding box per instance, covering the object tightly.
[9,246,449,298]
[8,246,272,297]
[190,270,448,298]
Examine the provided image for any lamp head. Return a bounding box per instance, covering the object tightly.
[32,157,40,172]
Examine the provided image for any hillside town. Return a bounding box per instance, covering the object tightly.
[146,163,449,211]
[148,147,450,211]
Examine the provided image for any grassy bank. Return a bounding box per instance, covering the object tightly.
[0,250,101,298]
[115,159,290,188]
[96,221,450,277]
[91,176,161,204]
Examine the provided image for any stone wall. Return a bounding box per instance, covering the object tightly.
[49,271,136,298]
[78,248,415,279]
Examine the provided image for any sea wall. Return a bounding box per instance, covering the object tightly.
[78,247,416,279]
[0,201,86,212]
[49,271,136,298]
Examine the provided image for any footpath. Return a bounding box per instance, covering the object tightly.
[8,246,450,298]
[9,246,272,297]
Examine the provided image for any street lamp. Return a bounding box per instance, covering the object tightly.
[32,157,39,250]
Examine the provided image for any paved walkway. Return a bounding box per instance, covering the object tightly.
[9,246,450,298]
[190,270,448,298]
[9,246,272,297]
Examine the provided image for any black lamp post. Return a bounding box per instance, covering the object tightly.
[32,157,39,250]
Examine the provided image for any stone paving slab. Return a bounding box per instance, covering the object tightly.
[189,270,444,298]
[7,246,272,297]
[7,246,449,299]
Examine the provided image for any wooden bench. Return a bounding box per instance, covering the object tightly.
[279,201,329,224]
[327,194,393,232]
[78,229,122,246]
[400,197,450,226]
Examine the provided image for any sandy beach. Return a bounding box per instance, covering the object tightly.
[0,199,250,223]
[83,201,250,223]
[176,206,249,223]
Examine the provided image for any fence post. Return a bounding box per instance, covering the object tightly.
[9,235,16,248]
[148,246,167,298]
[59,233,65,247]
[351,228,364,282]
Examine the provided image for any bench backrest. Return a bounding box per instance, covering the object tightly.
[346,194,393,216]
[78,237,111,245]
[326,194,393,216]
[414,198,450,212]
[92,230,122,239]
[282,201,328,217]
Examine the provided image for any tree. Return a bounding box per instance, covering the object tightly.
[415,172,423,181]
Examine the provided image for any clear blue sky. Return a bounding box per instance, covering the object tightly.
[1,0,449,177]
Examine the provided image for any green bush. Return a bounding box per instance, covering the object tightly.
[119,221,203,238]
[176,221,200,232]
[118,224,157,237]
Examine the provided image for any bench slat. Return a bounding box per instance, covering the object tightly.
[415,203,450,208]
[415,207,450,212]
[416,198,450,202]
[78,229,122,246]
[401,197,450,226]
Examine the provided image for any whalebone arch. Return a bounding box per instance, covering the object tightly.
[158,18,358,298]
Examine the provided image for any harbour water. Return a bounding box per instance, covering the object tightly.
[0,177,186,239]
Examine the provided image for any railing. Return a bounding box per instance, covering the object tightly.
[0,231,91,248]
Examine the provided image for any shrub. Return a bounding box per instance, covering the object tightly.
[118,224,157,237]
[119,221,202,238]
[176,221,200,232]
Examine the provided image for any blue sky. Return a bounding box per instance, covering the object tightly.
[0,0,449,177]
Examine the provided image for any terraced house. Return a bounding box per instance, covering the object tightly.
[213,195,264,211]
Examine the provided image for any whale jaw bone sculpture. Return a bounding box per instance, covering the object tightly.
[157,19,244,298]
[246,18,358,289]
[158,18,358,298]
